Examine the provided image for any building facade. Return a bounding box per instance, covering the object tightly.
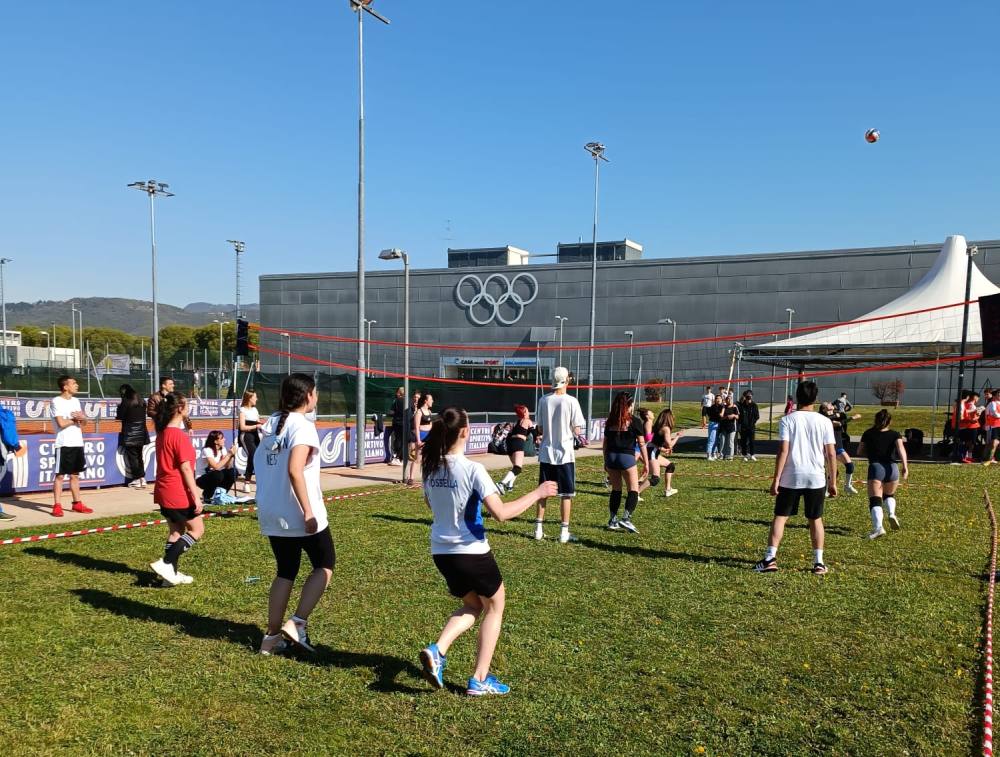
[260,238,1000,407]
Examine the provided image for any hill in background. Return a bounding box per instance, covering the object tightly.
[5,298,260,336]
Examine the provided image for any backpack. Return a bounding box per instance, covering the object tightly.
[488,422,512,455]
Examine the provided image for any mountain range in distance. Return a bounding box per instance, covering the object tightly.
[4,298,260,336]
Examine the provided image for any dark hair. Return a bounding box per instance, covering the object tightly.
[241,390,256,408]
[653,408,675,435]
[416,392,433,410]
[871,409,892,430]
[57,375,73,391]
[421,406,469,480]
[742,390,753,402]
[160,376,174,390]
[204,430,224,449]
[119,383,141,407]
[607,392,633,431]
[274,373,316,437]
[154,392,186,433]
[795,380,818,408]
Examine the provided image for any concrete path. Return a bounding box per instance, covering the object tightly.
[0,447,604,532]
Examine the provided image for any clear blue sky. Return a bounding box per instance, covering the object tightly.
[1,0,997,306]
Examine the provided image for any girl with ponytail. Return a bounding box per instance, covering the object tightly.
[418,406,556,697]
[254,373,335,656]
[150,392,204,587]
[857,408,909,540]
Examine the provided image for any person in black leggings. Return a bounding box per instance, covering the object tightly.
[603,392,648,534]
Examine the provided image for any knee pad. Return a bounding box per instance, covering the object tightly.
[869,496,883,510]
[664,462,676,473]
[649,475,661,487]
[845,461,855,475]
[512,465,522,475]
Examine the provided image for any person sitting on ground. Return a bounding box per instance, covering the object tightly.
[195,431,238,503]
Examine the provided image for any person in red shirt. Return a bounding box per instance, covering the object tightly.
[955,391,981,464]
[984,394,1000,465]
[149,392,203,586]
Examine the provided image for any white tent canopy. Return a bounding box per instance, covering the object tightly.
[745,235,999,365]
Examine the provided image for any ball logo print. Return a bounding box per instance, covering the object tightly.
[455,273,539,326]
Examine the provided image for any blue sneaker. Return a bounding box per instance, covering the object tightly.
[419,643,446,689]
[466,674,510,696]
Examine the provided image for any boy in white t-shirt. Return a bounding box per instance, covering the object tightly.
[754,381,837,576]
[50,375,92,517]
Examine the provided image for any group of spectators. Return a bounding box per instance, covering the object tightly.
[953,388,1000,464]
[700,386,761,461]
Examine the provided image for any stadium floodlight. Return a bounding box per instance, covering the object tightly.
[128,179,174,390]
[658,317,677,409]
[349,0,390,470]
[380,247,409,483]
[280,332,291,375]
[554,316,568,363]
[584,140,609,438]
[0,258,11,367]
[227,240,246,320]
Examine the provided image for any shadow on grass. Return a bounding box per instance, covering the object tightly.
[372,513,432,526]
[704,515,853,537]
[24,546,162,587]
[71,588,432,694]
[573,537,752,569]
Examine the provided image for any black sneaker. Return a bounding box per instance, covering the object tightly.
[812,562,829,576]
[753,558,778,573]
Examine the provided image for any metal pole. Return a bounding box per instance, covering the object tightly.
[634,355,642,400]
[78,310,84,375]
[355,5,367,470]
[627,332,634,390]
[0,259,8,368]
[783,310,794,403]
[669,321,676,408]
[70,305,76,364]
[768,362,776,439]
[586,157,599,436]
[535,342,540,415]
[609,351,614,408]
[930,348,940,449]
[402,254,409,485]
[149,192,160,391]
[952,245,977,460]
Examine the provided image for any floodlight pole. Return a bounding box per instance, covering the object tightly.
[783,308,795,403]
[555,316,567,364]
[0,258,11,368]
[659,318,677,408]
[952,245,977,461]
[227,240,246,320]
[625,330,634,392]
[585,141,608,439]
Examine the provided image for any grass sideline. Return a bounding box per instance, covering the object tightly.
[0,458,990,755]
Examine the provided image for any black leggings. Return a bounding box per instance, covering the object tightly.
[196,468,237,501]
[122,444,145,481]
[241,431,259,479]
[268,528,336,581]
[738,428,756,456]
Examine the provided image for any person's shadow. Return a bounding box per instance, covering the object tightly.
[71,588,441,694]
[23,546,162,587]
[704,515,853,537]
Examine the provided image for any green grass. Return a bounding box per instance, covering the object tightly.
[0,459,990,755]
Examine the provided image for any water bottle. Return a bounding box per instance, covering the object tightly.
[244,576,261,584]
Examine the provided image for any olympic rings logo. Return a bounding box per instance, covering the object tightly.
[455,273,539,326]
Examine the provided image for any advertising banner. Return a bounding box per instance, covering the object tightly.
[92,354,132,378]
[0,396,238,421]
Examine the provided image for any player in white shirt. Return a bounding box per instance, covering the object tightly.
[700,386,715,429]
[418,406,556,696]
[50,375,92,517]
[754,381,837,576]
[255,374,333,656]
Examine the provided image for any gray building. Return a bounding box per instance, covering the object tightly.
[260,238,1000,408]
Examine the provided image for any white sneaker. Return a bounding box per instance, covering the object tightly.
[665,488,678,497]
[150,559,179,586]
[173,571,194,585]
[259,633,289,656]
[139,478,148,488]
[888,515,900,531]
[846,484,859,495]
[868,527,887,540]
[281,618,315,653]
[533,524,544,541]
[559,530,578,544]
[750,455,758,462]
[388,459,403,467]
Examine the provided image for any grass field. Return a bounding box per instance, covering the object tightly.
[0,458,991,755]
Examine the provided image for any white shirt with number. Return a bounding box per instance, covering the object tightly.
[424,454,497,555]
[537,392,586,465]
[254,412,328,538]
[777,410,836,490]
[50,396,84,448]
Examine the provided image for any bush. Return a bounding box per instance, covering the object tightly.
[872,379,905,404]
[644,380,666,403]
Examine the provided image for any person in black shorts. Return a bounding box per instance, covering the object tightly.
[820,402,861,495]
[650,408,682,497]
[603,393,648,534]
[857,409,909,540]
[754,381,837,576]
[497,404,539,493]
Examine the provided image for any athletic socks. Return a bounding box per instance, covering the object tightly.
[608,490,622,519]
[814,549,824,565]
[885,496,897,518]
[499,471,516,488]
[764,546,778,561]
[869,496,884,531]
[164,533,197,568]
[623,491,639,519]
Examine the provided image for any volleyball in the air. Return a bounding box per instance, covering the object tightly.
[865,128,880,144]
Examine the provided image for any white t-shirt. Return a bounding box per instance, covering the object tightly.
[254,412,328,538]
[777,410,836,490]
[423,454,497,555]
[702,392,715,408]
[196,446,225,477]
[241,407,260,426]
[537,391,585,465]
[50,396,84,448]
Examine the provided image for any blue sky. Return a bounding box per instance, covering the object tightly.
[1,0,997,306]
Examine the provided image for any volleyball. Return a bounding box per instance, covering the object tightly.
[865,128,880,144]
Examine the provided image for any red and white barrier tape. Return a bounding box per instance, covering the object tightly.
[0,489,386,547]
[985,490,997,757]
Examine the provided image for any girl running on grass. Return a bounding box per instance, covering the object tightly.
[255,374,334,656]
[149,392,204,587]
[857,409,909,540]
[419,406,556,696]
[603,393,648,534]
[651,408,682,497]
[497,404,538,493]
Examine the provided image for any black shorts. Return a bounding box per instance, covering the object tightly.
[701,407,711,417]
[268,527,336,581]
[990,428,1000,443]
[867,462,899,483]
[55,446,85,476]
[433,552,503,599]
[506,436,526,454]
[160,505,201,524]
[604,451,637,471]
[538,461,575,497]
[774,487,826,520]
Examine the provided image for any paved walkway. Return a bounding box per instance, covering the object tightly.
[0,447,604,531]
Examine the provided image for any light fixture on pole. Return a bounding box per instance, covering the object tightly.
[624,330,634,392]
[128,179,174,392]
[0,257,11,368]
[40,330,50,370]
[658,317,677,408]
[226,240,246,320]
[584,140,609,437]
[783,308,795,402]
[349,0,390,471]
[554,316,567,364]
[213,319,228,400]
[379,247,409,483]
[280,332,291,375]
[364,319,377,378]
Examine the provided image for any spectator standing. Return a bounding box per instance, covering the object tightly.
[147,376,175,420]
[116,383,149,489]
[738,390,760,461]
[700,385,715,429]
[238,390,262,491]
[50,375,92,517]
[387,387,406,465]
[532,366,586,544]
[719,395,740,461]
[705,395,724,460]
[985,393,1000,465]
